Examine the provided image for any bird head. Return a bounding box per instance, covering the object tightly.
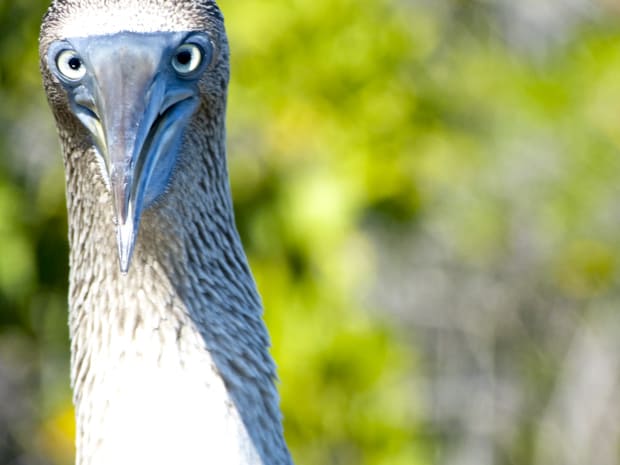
[39,0,228,273]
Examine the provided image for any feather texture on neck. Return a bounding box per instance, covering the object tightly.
[61,103,290,465]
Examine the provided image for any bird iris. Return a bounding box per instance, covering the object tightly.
[171,43,203,76]
[56,49,86,81]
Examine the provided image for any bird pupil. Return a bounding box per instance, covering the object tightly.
[177,50,192,65]
[68,57,81,70]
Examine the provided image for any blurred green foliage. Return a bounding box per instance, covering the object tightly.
[2,1,620,465]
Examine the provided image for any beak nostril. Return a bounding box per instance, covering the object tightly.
[74,93,101,121]
[74,92,96,109]
[160,88,195,115]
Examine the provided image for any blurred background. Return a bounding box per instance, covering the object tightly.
[2,0,620,464]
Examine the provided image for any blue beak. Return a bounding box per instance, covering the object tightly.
[50,32,203,272]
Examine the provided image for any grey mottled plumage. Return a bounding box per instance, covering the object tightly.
[39,1,293,464]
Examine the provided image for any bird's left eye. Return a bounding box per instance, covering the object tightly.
[56,49,86,81]
[171,43,203,76]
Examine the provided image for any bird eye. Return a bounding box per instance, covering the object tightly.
[56,49,86,81]
[171,43,203,75]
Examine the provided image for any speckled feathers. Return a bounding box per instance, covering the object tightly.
[42,0,223,37]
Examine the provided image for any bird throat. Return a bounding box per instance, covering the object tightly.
[64,151,283,465]
[70,244,261,463]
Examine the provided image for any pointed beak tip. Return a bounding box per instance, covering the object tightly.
[119,257,131,275]
[116,220,136,274]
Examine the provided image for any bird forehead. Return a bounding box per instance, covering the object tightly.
[65,31,189,62]
[54,1,210,38]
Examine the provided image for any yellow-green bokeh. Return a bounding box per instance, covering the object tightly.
[2,1,620,465]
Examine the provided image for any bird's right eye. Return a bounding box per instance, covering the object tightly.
[171,43,203,76]
[56,49,86,81]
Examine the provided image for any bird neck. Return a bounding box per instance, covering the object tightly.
[63,133,291,465]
